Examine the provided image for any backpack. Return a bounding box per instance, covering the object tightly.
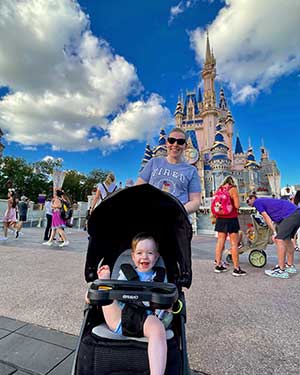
[60,199,73,220]
[101,183,117,200]
[211,185,233,216]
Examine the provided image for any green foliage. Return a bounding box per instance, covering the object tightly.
[0,156,110,202]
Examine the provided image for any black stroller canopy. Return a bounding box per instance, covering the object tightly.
[85,184,193,287]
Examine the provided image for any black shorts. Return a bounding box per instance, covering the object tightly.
[276,209,300,240]
[121,304,148,337]
[215,217,240,234]
[19,214,27,222]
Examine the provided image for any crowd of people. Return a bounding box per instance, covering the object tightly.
[1,127,300,281]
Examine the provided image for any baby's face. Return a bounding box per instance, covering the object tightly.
[132,239,159,273]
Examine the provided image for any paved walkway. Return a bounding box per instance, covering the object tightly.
[0,227,300,374]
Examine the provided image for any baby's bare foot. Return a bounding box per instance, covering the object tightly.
[97,265,111,279]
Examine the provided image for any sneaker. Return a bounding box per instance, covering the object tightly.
[265,266,289,279]
[214,265,228,273]
[59,240,69,247]
[42,241,53,246]
[232,267,247,277]
[214,260,229,267]
[285,264,297,274]
[0,237,8,241]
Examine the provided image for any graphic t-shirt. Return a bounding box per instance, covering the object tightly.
[139,157,201,205]
[253,198,297,223]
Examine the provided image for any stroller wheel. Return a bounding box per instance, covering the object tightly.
[248,249,267,268]
[225,254,232,264]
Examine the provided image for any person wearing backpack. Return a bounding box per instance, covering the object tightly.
[212,175,247,276]
[90,172,117,212]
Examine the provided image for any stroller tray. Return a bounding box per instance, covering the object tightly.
[88,280,178,308]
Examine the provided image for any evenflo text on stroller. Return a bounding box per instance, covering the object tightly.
[72,184,193,375]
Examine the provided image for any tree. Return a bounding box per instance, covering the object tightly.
[62,170,87,202]
[0,156,50,200]
[0,156,111,202]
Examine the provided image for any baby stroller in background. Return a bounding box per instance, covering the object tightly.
[72,184,193,375]
[225,213,273,268]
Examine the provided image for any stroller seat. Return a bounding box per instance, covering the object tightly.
[92,249,175,342]
[92,324,174,342]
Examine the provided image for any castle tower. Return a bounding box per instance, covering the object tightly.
[260,143,281,197]
[232,134,246,171]
[199,33,218,155]
[174,95,184,127]
[224,109,234,161]
[209,123,231,191]
[152,128,167,158]
[244,144,260,193]
[140,143,153,171]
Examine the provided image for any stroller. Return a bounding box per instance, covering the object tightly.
[72,184,193,375]
[225,213,273,268]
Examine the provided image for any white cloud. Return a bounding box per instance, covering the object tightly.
[189,0,300,102]
[0,0,171,151]
[99,94,172,150]
[168,0,199,25]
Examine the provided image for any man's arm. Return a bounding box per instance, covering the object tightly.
[184,192,201,215]
[260,211,277,238]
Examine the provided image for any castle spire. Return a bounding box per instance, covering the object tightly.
[235,135,244,154]
[219,87,227,110]
[205,32,212,64]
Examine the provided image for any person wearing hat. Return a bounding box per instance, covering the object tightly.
[246,194,300,278]
[15,196,29,238]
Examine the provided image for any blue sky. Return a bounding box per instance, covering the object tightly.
[0,0,299,187]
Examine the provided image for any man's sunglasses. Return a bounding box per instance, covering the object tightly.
[167,137,186,146]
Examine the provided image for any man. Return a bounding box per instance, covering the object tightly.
[15,196,29,238]
[246,194,300,278]
[136,127,201,215]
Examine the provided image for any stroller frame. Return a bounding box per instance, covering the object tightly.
[72,184,193,375]
[225,213,273,268]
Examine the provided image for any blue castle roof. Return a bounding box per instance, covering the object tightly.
[235,136,244,154]
[183,93,199,115]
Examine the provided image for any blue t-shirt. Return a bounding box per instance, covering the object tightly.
[139,157,201,205]
[253,198,297,223]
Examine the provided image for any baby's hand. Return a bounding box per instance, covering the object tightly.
[97,265,111,279]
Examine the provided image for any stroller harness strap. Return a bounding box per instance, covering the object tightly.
[120,263,166,282]
[119,263,167,337]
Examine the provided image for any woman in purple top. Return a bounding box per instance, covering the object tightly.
[136,127,201,215]
[246,194,300,279]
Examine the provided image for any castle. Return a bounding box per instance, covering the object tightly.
[140,35,280,201]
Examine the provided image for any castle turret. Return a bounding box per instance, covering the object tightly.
[202,33,217,111]
[174,95,184,127]
[140,143,153,171]
[209,128,231,191]
[200,33,218,154]
[219,88,227,110]
[153,128,167,158]
[244,145,260,193]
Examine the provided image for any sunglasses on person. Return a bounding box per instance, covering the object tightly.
[167,137,186,145]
